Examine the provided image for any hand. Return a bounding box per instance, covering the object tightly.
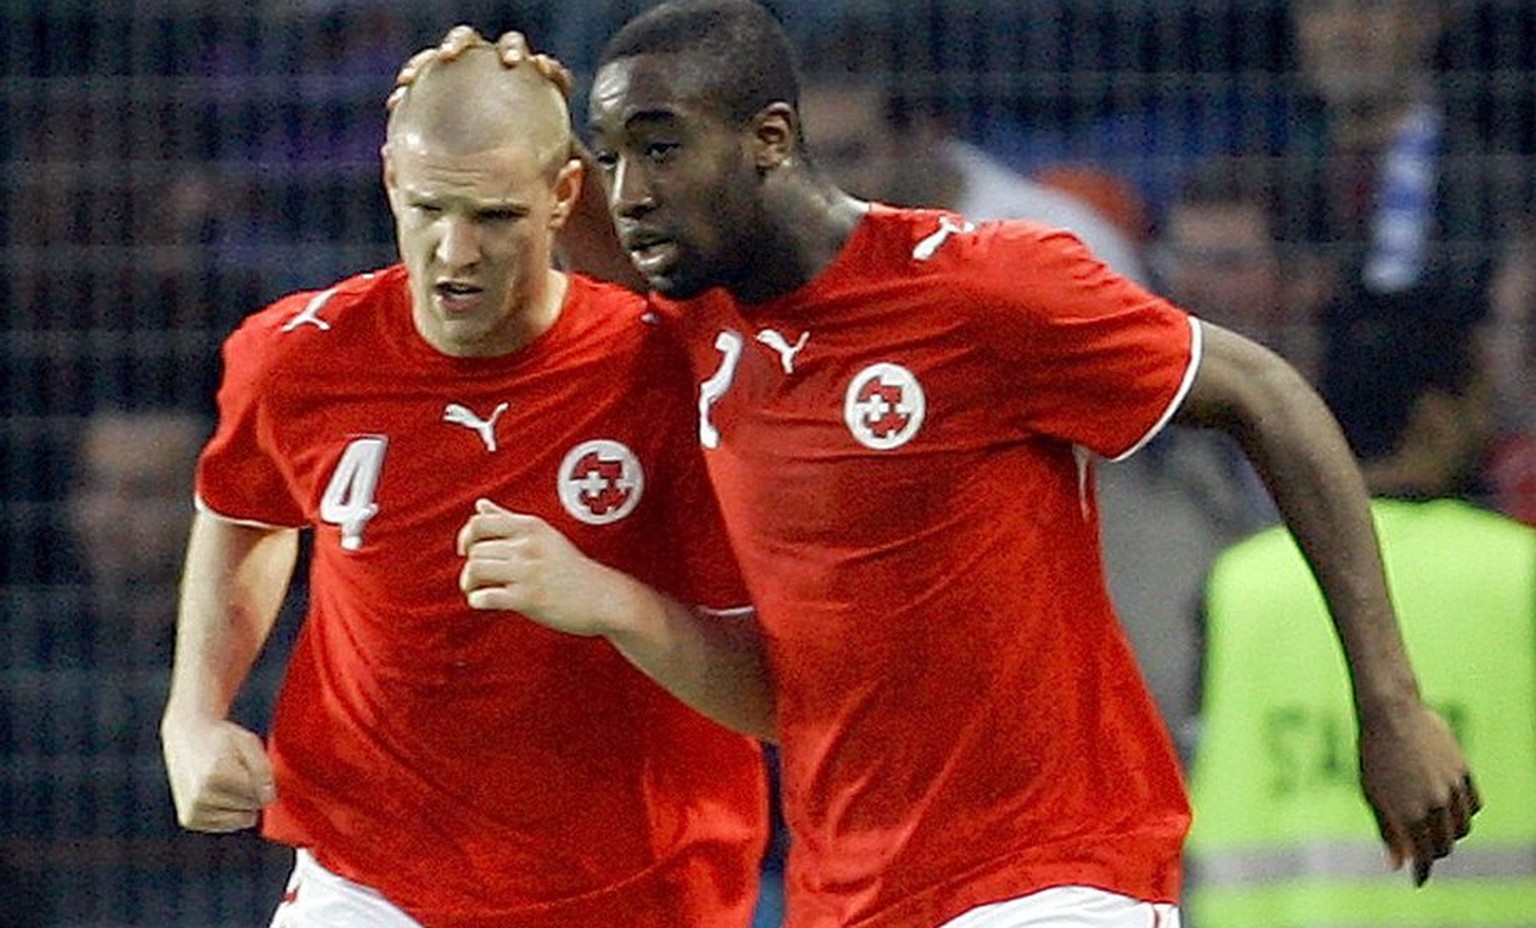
[389,26,574,112]
[160,714,276,833]
[457,499,633,637]
[1358,701,1481,885]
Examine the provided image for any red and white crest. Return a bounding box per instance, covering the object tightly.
[844,362,926,450]
[557,439,644,525]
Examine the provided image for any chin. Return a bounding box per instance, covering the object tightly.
[647,271,709,301]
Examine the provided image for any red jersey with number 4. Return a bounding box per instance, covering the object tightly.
[654,206,1196,928]
[197,265,766,928]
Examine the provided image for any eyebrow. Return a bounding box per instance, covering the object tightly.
[590,109,684,135]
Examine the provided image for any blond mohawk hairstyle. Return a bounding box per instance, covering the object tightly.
[387,25,574,115]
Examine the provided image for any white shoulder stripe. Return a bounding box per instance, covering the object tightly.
[1109,315,1203,463]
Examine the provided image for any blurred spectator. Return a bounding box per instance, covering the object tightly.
[1153,157,1327,383]
[65,409,208,665]
[0,406,296,926]
[1034,164,1153,254]
[1484,212,1536,526]
[799,74,1150,282]
[1294,4,1498,473]
[1186,316,1536,926]
[191,3,404,294]
[1321,273,1489,479]
[1280,0,1512,426]
[977,3,1299,224]
[1283,0,1487,286]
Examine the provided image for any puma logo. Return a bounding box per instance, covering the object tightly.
[443,402,509,452]
[755,329,810,374]
[912,216,976,261]
[281,288,338,332]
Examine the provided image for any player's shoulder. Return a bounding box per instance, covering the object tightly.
[565,272,671,350]
[560,275,698,403]
[225,265,404,362]
[870,204,1066,261]
[857,205,1096,320]
[861,204,1087,299]
[566,271,649,318]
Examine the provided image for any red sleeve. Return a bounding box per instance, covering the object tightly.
[195,310,307,527]
[967,223,1199,459]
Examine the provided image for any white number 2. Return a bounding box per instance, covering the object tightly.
[319,436,387,551]
[699,330,744,449]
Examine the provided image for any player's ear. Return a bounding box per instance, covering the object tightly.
[751,102,796,172]
[548,156,583,230]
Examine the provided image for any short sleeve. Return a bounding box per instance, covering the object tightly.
[195,320,306,528]
[971,224,1200,459]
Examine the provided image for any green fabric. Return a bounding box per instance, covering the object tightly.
[1187,499,1536,927]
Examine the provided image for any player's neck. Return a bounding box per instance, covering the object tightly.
[516,268,569,349]
[732,180,868,306]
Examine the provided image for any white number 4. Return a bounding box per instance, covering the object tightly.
[319,437,387,551]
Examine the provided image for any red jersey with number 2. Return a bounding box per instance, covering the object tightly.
[654,206,1197,928]
[197,266,766,928]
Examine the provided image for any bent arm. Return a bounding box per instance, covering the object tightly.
[1175,322,1476,882]
[458,503,774,739]
[1175,324,1414,705]
[600,575,775,741]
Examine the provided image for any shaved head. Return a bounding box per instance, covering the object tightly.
[381,29,585,358]
[387,44,572,176]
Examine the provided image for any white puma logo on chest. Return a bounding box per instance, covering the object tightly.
[755,329,810,374]
[443,402,509,452]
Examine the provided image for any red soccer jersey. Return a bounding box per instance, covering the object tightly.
[654,207,1196,927]
[197,266,766,928]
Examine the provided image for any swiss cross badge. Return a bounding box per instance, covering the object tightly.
[558,439,644,525]
[844,362,926,450]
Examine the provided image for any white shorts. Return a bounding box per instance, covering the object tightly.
[938,886,1180,928]
[269,849,423,928]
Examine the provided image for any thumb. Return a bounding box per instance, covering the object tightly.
[476,497,511,515]
[232,730,277,806]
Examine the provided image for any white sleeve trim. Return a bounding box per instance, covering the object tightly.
[193,494,303,530]
[1108,315,1203,463]
[693,604,756,620]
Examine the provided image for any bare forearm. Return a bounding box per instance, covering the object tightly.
[457,503,773,737]
[1251,380,1416,707]
[1180,326,1420,713]
[164,514,298,723]
[1180,323,1479,879]
[602,571,776,740]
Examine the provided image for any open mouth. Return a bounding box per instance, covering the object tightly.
[623,233,680,276]
[631,243,679,275]
[434,280,484,311]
